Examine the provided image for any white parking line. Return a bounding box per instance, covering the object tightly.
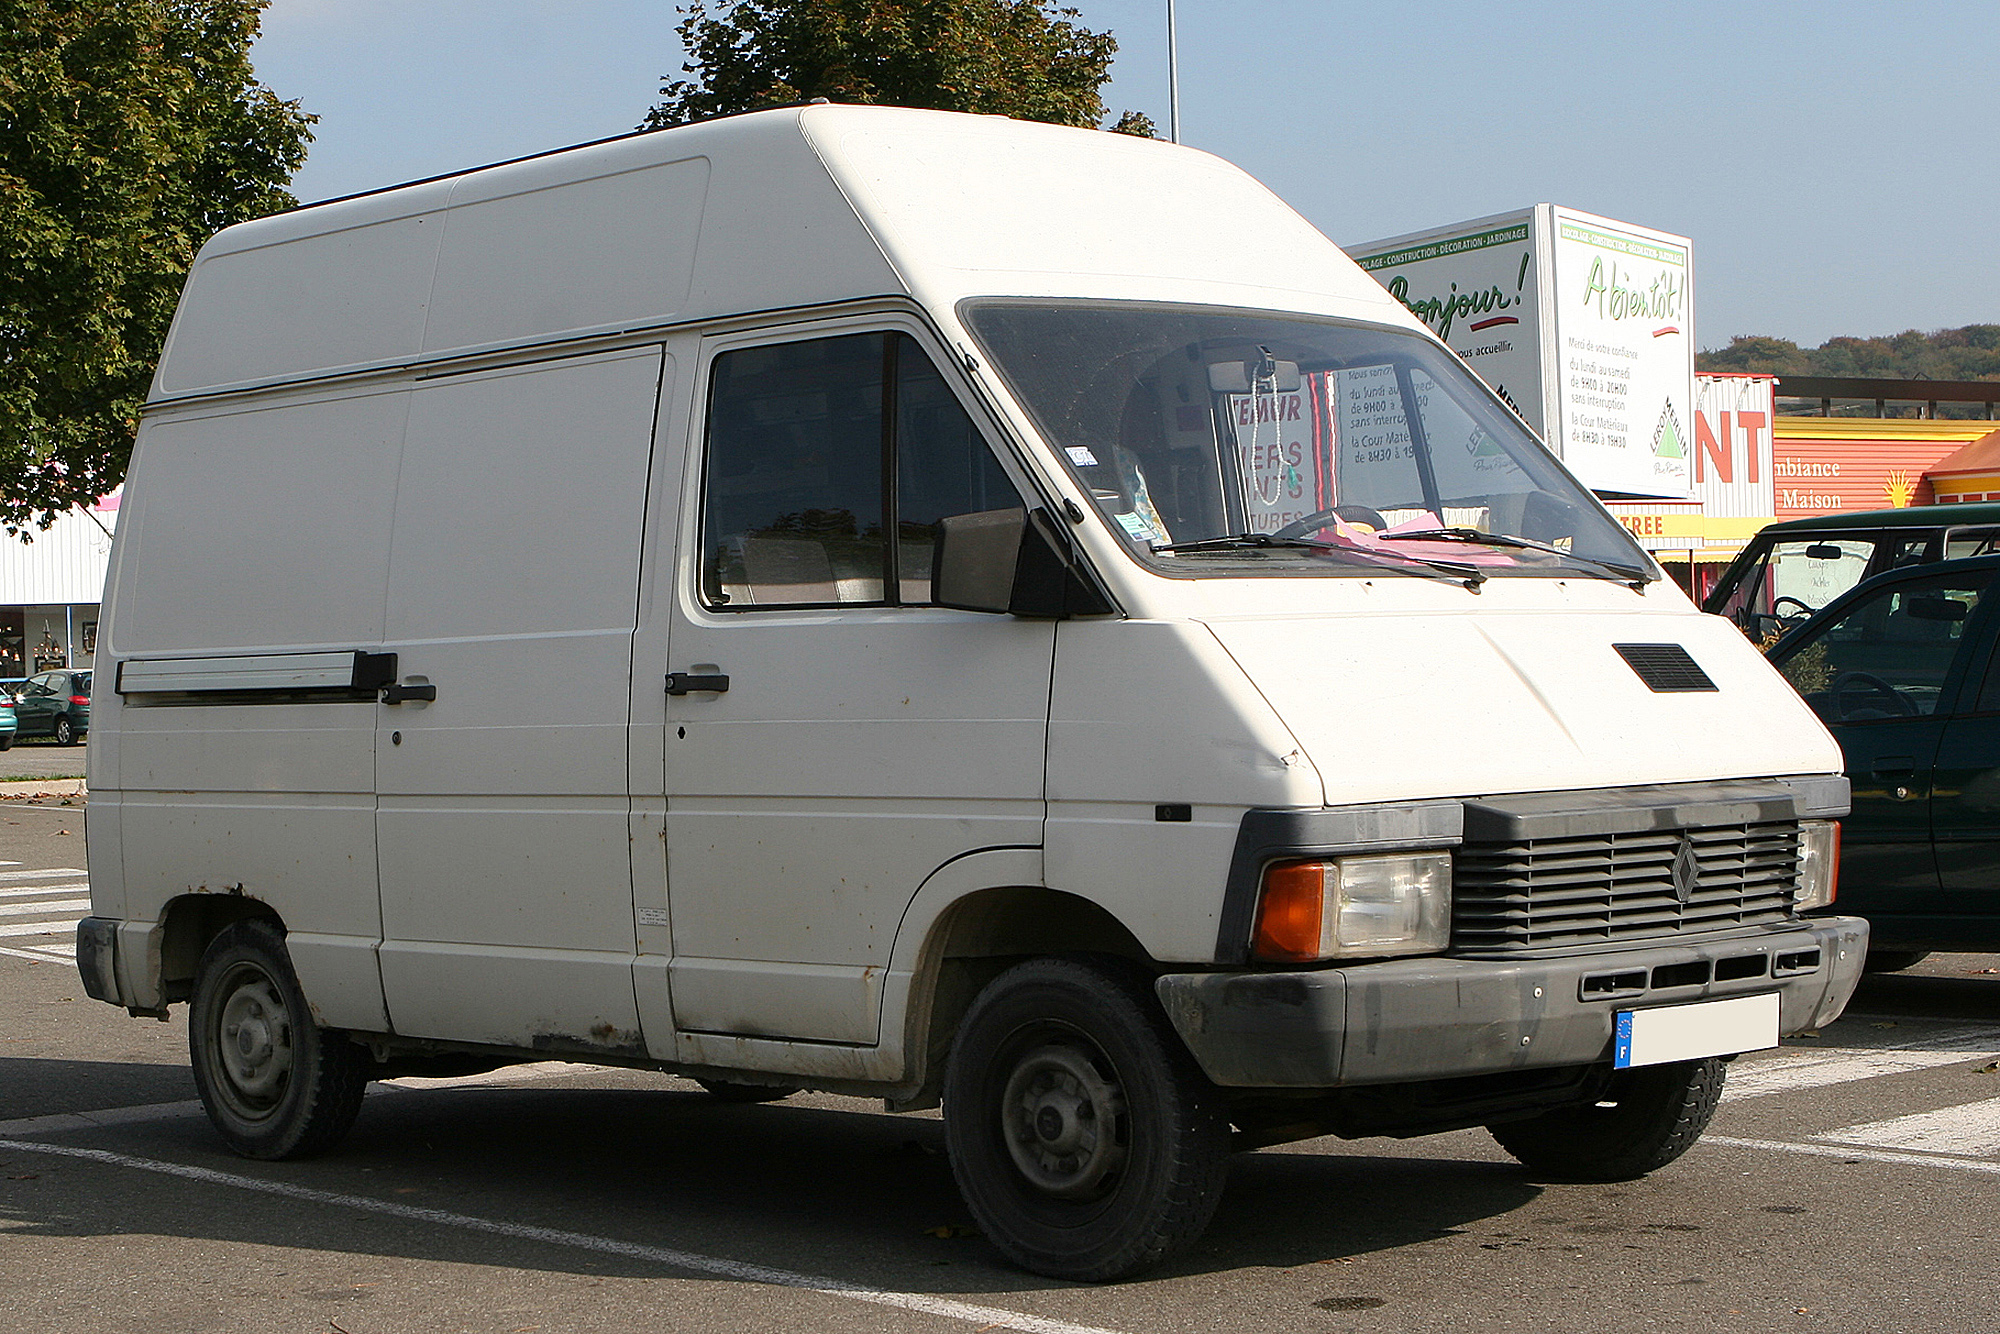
[0,867,83,881]
[0,1139,1127,1334]
[1724,1046,2000,1101]
[1816,1097,2000,1157]
[0,943,74,962]
[1706,1134,2000,1176]
[0,898,89,918]
[0,882,89,898]
[0,919,81,937]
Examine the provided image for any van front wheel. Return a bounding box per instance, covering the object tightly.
[189,919,371,1160]
[1487,1057,1725,1181]
[943,957,1229,1282]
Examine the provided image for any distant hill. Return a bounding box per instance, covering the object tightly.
[1699,325,2000,381]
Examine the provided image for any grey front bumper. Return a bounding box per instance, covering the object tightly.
[1157,916,1868,1088]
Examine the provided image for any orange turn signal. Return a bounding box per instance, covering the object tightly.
[1252,860,1330,962]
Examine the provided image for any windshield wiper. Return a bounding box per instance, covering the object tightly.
[1151,532,1333,554]
[1377,527,1656,590]
[1151,532,1488,590]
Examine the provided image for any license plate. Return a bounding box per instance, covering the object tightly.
[1614,993,1780,1069]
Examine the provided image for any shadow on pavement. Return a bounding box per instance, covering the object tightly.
[0,1077,1542,1292]
[0,1056,196,1123]
[1848,952,2000,1022]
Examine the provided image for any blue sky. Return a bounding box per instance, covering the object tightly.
[251,0,1998,350]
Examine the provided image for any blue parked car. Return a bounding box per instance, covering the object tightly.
[0,698,15,750]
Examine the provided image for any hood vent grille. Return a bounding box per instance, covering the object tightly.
[1614,643,1716,693]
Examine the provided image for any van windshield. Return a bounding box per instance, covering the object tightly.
[962,301,1650,582]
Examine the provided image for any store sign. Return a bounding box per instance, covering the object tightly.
[1602,500,1705,551]
[1692,374,1776,519]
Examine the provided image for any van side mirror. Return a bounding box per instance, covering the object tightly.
[933,507,1111,618]
[934,508,1026,613]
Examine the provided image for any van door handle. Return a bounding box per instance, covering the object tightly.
[380,682,437,705]
[1870,756,1915,777]
[666,672,729,696]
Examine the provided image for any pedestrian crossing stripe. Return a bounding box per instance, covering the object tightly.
[1817,1097,2000,1158]
[0,942,73,962]
[0,919,86,937]
[0,897,90,917]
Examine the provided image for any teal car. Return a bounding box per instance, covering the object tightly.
[0,699,14,750]
[13,669,89,745]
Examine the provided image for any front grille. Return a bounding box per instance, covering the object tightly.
[1452,818,1799,954]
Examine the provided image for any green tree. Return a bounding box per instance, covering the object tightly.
[0,0,312,529]
[1697,335,1810,376]
[1698,326,2000,382]
[642,0,1152,135]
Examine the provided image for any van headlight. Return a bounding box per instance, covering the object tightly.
[1794,820,1840,911]
[1252,852,1452,962]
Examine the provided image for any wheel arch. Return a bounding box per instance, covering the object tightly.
[156,892,286,1005]
[887,849,1160,1110]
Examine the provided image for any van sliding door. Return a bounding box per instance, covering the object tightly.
[374,347,666,1052]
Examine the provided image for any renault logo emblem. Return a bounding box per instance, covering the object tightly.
[1671,838,1700,904]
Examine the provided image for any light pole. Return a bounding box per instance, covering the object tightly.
[1167,0,1181,143]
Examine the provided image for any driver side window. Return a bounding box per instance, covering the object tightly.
[1777,571,1989,721]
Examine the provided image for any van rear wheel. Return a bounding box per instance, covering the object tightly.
[1487,1057,1725,1181]
[188,919,371,1160]
[942,957,1230,1282]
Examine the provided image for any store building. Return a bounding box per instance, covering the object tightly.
[1603,375,2000,599]
[0,499,116,681]
[1923,428,2000,504]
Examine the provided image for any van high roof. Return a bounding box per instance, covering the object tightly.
[152,104,1414,404]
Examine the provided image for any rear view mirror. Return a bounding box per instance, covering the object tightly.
[1906,595,1970,622]
[1206,357,1302,394]
[1803,543,1846,560]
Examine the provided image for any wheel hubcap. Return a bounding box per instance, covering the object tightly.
[1001,1041,1127,1199]
[214,972,293,1114]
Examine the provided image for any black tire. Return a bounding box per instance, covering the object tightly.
[1865,949,1932,973]
[694,1078,801,1104]
[1487,1057,1725,1181]
[52,715,75,746]
[188,919,371,1159]
[0,736,12,750]
[942,957,1230,1282]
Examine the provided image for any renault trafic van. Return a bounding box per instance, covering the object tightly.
[78,105,1865,1281]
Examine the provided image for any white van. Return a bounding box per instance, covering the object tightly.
[78,105,1865,1281]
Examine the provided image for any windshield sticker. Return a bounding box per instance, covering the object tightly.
[1115,510,1160,542]
[1065,445,1100,467]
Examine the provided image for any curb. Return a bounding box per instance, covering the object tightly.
[0,778,85,798]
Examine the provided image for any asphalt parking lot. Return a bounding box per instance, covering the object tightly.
[0,739,87,782]
[3,797,1997,1333]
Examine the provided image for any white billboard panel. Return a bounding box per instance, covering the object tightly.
[1548,208,1693,500]
[1350,204,1695,501]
